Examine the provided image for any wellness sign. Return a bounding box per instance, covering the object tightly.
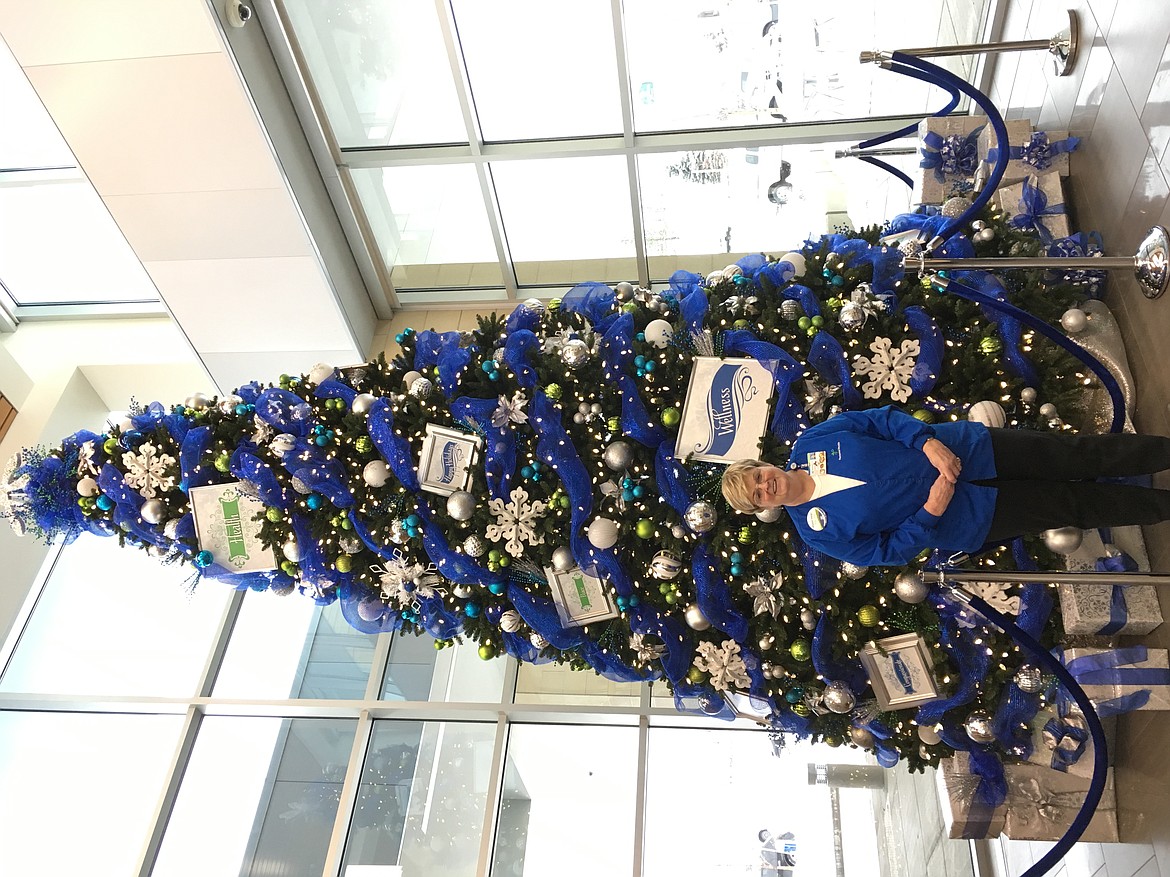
[675,356,776,464]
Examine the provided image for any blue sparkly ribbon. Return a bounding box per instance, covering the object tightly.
[920,126,984,182]
[365,398,419,491]
[692,541,749,643]
[904,306,943,397]
[1094,528,1138,635]
[1009,176,1067,243]
[449,396,516,501]
[808,331,862,408]
[600,313,667,447]
[1060,646,1170,714]
[254,388,313,436]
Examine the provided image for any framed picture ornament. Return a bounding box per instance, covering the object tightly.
[544,565,619,628]
[675,356,776,463]
[189,481,276,573]
[417,424,481,496]
[859,633,941,710]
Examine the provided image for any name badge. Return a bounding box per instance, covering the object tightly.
[806,507,828,531]
[806,451,827,476]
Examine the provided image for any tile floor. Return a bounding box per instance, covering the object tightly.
[986,0,1170,876]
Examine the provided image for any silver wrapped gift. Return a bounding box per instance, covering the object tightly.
[935,752,1007,839]
[1002,763,1117,842]
[1024,704,1116,779]
[1059,647,1170,712]
[992,174,1071,243]
[912,116,986,205]
[975,118,1033,184]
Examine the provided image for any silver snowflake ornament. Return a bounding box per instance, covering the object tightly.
[77,440,102,476]
[853,336,920,403]
[122,442,177,498]
[370,550,439,608]
[693,639,751,691]
[486,485,548,558]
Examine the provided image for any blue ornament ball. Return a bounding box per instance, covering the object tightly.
[96,495,114,511]
[488,582,505,595]
[306,494,322,510]
[465,602,481,618]
[194,550,214,568]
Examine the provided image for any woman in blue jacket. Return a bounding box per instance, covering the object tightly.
[720,406,1170,566]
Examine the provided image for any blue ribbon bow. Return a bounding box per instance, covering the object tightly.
[987,130,1080,171]
[1009,176,1067,243]
[920,126,984,182]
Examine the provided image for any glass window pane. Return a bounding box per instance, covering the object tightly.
[0,712,183,875]
[214,590,376,700]
[491,724,639,876]
[1,539,230,697]
[351,164,503,290]
[384,637,508,703]
[0,37,76,168]
[515,660,641,707]
[341,719,497,875]
[625,1,984,132]
[452,0,622,140]
[283,0,467,147]
[492,156,636,286]
[0,169,160,305]
[153,717,357,877]
[638,142,915,281]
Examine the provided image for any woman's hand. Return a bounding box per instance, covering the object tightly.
[923,437,962,483]
[924,472,956,516]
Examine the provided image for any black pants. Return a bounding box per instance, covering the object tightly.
[981,430,1170,542]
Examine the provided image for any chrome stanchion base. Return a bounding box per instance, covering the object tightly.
[1050,9,1079,77]
[1135,226,1170,299]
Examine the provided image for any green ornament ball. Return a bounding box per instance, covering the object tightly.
[548,298,562,311]
[797,316,811,330]
[635,519,655,539]
[266,507,283,522]
[214,453,232,473]
[607,416,620,432]
[334,555,353,573]
[661,407,681,428]
[354,436,374,454]
[737,525,754,544]
[733,319,750,329]
[858,604,881,627]
[558,495,571,509]
[980,336,1003,355]
[790,639,811,661]
[791,702,811,717]
[478,644,496,660]
[546,383,563,400]
[103,437,119,455]
[622,301,639,313]
[823,735,842,748]
[686,666,705,684]
[912,409,935,423]
[810,315,824,327]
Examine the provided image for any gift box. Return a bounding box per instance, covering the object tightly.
[1060,646,1170,712]
[913,116,986,205]
[1060,527,1162,635]
[1002,762,1118,842]
[936,752,1007,839]
[979,124,1079,185]
[1024,704,1116,779]
[994,174,1070,243]
[976,118,1033,184]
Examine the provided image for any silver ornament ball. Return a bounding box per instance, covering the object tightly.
[163,519,182,541]
[530,633,549,650]
[363,460,392,488]
[780,299,803,321]
[968,400,1007,428]
[823,681,857,714]
[614,281,635,302]
[917,723,942,745]
[551,545,576,572]
[941,195,974,218]
[1042,526,1083,555]
[1014,664,1046,694]
[281,539,302,563]
[1060,307,1088,334]
[850,726,877,748]
[453,583,474,598]
[755,506,783,523]
[351,393,377,415]
[409,377,433,399]
[76,477,99,497]
[893,571,930,604]
[446,490,476,521]
[402,370,423,388]
[462,534,487,557]
[649,551,682,580]
[1020,386,1038,403]
[759,634,775,651]
[218,394,244,415]
[964,711,996,745]
[670,523,688,540]
[800,608,818,630]
[684,500,718,534]
[500,610,523,633]
[684,604,711,631]
[561,339,590,369]
[602,441,633,471]
[838,302,866,331]
[140,499,166,525]
[839,561,868,580]
[586,517,620,549]
[975,227,996,242]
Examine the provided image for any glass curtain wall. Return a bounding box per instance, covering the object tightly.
[272,0,987,307]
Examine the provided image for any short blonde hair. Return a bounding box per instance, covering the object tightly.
[721,459,767,513]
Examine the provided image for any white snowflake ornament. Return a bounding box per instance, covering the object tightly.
[486,485,548,558]
[852,336,920,403]
[122,442,177,498]
[77,440,102,476]
[693,639,751,691]
[370,550,440,608]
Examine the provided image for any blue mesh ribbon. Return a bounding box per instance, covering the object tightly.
[956,270,1042,385]
[290,458,354,509]
[1043,711,1089,772]
[254,388,313,436]
[339,591,405,635]
[230,447,295,508]
[859,717,903,769]
[601,313,667,447]
[415,501,506,588]
[692,541,749,643]
[415,591,464,641]
[313,377,357,407]
[366,398,419,491]
[788,284,822,318]
[916,593,991,725]
[937,725,1008,814]
[449,396,515,501]
[792,527,838,599]
[807,331,862,408]
[654,442,693,517]
[675,272,709,336]
[903,306,943,397]
[348,510,404,560]
[503,330,541,391]
[920,126,984,181]
[505,300,543,335]
[987,130,1079,171]
[628,603,693,683]
[509,583,588,650]
[560,281,619,334]
[1009,176,1067,243]
[412,330,471,397]
[179,425,219,491]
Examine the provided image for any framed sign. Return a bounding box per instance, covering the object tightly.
[189,482,276,573]
[544,565,619,628]
[859,633,941,710]
[418,424,481,496]
[675,356,776,463]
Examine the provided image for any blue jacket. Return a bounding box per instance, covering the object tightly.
[786,407,997,566]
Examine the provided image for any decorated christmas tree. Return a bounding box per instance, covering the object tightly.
[4,202,1108,772]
